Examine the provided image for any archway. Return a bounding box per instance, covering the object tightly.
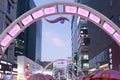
[40,59,85,79]
[41,59,85,76]
[0,2,120,55]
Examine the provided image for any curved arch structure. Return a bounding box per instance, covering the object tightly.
[0,2,120,54]
[41,59,85,76]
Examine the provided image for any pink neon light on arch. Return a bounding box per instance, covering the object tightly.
[21,15,33,26]
[1,35,12,46]
[89,13,100,23]
[9,24,21,37]
[32,10,43,19]
[65,6,77,13]
[103,22,115,34]
[78,7,89,17]
[44,6,56,15]
[113,32,120,43]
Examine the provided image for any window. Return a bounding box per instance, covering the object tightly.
[6,23,9,28]
[7,3,11,14]
[15,39,24,48]
[74,53,77,64]
[11,0,15,3]
[109,0,112,6]
[80,18,87,24]
[83,37,90,45]
[83,63,89,68]
[118,16,120,21]
[80,28,88,36]
[83,54,89,60]
[77,17,80,26]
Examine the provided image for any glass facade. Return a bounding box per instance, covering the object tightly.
[16,0,42,62]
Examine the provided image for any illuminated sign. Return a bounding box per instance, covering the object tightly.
[13,68,17,72]
[78,7,89,17]
[89,13,100,23]
[44,6,56,14]
[8,24,21,37]
[103,22,115,34]
[0,60,12,65]
[21,15,33,26]
[32,10,43,19]
[109,48,113,69]
[1,64,12,71]
[0,59,17,74]
[1,35,12,46]
[113,32,120,43]
[65,6,77,13]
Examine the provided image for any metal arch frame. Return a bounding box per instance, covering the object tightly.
[66,69,77,79]
[41,59,85,76]
[0,2,120,54]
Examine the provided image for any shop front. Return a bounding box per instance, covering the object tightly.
[0,59,17,80]
[17,56,43,80]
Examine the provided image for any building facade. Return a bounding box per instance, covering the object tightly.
[15,0,42,63]
[72,0,120,72]
[0,0,18,79]
[17,56,43,80]
[0,0,17,62]
[71,16,89,75]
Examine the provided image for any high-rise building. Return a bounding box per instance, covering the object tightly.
[0,0,17,62]
[72,0,120,72]
[15,0,42,63]
[71,16,90,75]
